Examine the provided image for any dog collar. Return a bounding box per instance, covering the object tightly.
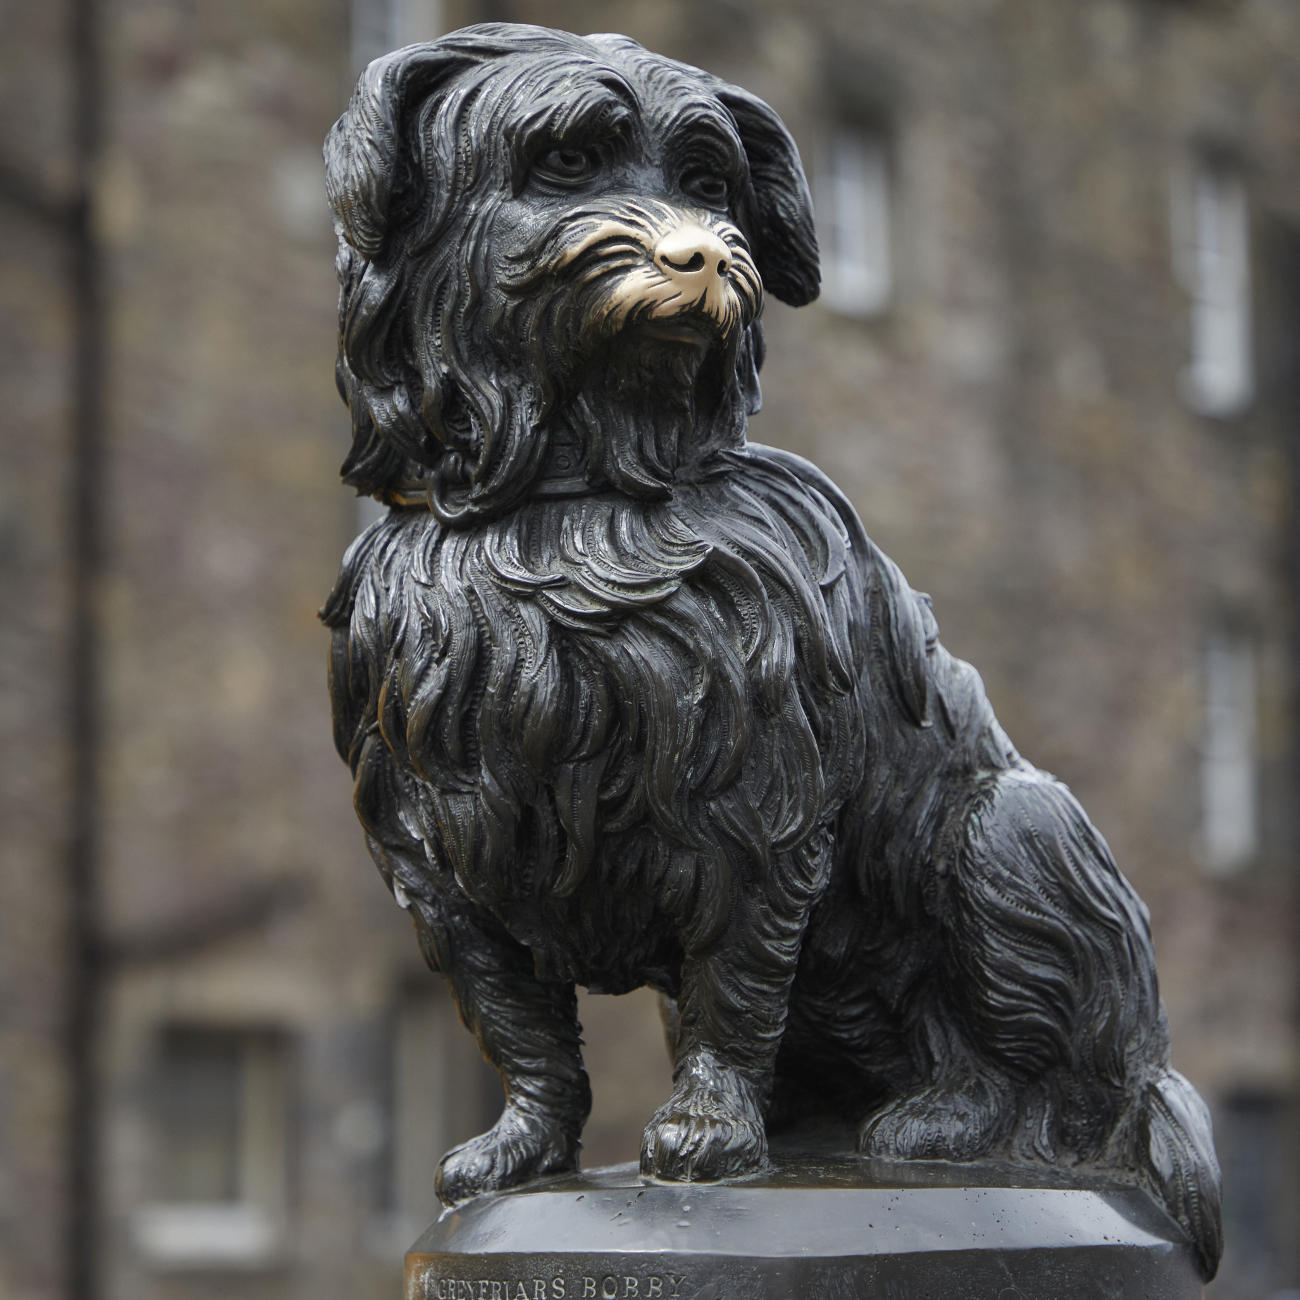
[376,471,594,512]
[376,431,595,510]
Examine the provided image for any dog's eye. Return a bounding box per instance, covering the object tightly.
[681,171,731,209]
[534,147,601,185]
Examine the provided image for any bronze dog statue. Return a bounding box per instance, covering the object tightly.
[321,24,1220,1278]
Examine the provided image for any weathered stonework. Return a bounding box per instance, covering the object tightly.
[2,2,1297,1299]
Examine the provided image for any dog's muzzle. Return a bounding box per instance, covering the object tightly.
[645,220,736,326]
[506,199,763,344]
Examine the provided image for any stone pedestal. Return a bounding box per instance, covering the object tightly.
[405,1140,1203,1300]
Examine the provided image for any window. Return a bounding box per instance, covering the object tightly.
[1198,626,1258,874]
[133,1026,291,1269]
[814,126,893,318]
[1173,158,1254,417]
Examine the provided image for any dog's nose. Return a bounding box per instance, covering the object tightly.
[654,223,732,286]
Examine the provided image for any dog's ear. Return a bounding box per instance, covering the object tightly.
[714,83,820,308]
[325,43,476,259]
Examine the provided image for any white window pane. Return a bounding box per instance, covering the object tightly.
[1175,163,1253,417]
[816,128,892,317]
[133,1205,281,1271]
[1200,630,1258,873]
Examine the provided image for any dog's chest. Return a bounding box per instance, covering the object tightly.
[361,475,862,925]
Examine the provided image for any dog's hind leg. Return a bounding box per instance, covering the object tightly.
[857,1027,1015,1162]
[860,766,1161,1166]
[401,884,592,1205]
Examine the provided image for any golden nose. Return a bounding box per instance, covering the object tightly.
[654,224,732,284]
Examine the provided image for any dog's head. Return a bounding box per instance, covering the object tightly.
[325,24,819,523]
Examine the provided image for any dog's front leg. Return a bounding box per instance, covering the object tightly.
[641,887,810,1182]
[406,890,592,1205]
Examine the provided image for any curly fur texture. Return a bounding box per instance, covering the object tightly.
[321,24,1221,1278]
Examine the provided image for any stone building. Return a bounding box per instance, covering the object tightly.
[1,1,1295,1298]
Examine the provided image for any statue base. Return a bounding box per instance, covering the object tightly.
[405,1136,1202,1300]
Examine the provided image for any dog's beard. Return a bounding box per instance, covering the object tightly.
[548,322,745,495]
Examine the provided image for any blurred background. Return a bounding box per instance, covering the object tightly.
[1,0,1297,1297]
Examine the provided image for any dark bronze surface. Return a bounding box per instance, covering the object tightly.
[322,23,1222,1282]
[406,1144,1204,1299]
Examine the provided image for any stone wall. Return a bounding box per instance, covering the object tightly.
[1,1,1296,1297]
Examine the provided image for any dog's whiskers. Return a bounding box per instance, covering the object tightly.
[566,242,647,272]
[575,264,638,290]
[553,219,652,269]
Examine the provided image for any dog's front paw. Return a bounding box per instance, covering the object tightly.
[436,1103,579,1205]
[640,1051,767,1182]
[858,1079,1008,1163]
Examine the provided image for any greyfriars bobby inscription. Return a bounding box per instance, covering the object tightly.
[320,22,1222,1289]
[421,1273,682,1299]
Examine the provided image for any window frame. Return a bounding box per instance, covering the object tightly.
[132,1023,294,1272]
[813,122,894,320]
[1172,155,1255,419]
[1197,624,1260,875]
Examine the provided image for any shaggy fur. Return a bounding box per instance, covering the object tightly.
[321,24,1221,1278]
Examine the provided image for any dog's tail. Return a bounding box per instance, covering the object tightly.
[1138,1067,1222,1281]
